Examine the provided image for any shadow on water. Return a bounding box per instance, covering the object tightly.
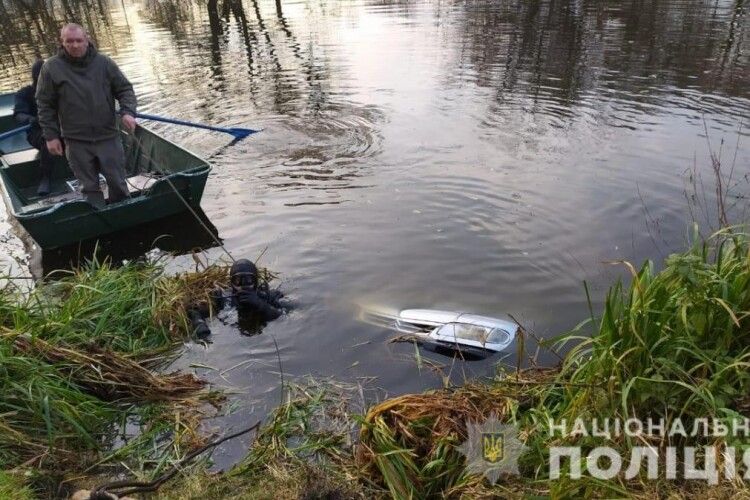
[30,208,221,278]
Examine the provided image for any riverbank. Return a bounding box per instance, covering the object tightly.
[157,228,750,499]
[0,259,230,498]
[3,228,749,498]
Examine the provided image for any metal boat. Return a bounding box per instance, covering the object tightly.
[0,93,211,249]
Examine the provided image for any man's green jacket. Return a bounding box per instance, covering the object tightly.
[36,44,137,142]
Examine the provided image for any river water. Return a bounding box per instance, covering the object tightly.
[1,0,748,466]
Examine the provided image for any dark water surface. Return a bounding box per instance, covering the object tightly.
[1,0,748,466]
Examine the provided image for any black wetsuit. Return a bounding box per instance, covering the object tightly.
[228,285,284,321]
[188,284,286,338]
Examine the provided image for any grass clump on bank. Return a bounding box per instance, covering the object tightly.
[0,258,230,497]
[526,228,750,496]
[357,382,528,498]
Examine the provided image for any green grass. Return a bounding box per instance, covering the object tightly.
[552,230,750,419]
[521,228,750,496]
[0,470,34,500]
[161,381,369,499]
[0,258,229,498]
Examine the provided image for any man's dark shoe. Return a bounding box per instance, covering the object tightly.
[84,191,106,209]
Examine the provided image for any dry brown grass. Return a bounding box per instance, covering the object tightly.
[7,331,206,403]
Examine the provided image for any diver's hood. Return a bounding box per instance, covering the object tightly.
[230,259,258,287]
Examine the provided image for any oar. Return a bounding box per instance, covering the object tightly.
[0,125,30,142]
[135,113,260,140]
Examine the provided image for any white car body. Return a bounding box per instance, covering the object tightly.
[358,306,517,354]
[397,309,517,353]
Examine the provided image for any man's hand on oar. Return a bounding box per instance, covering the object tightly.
[121,114,137,133]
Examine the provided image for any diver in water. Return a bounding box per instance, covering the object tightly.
[226,259,284,321]
[188,259,286,338]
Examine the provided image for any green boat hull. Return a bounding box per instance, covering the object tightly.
[0,93,211,249]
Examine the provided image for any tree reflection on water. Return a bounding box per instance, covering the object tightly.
[1,0,746,103]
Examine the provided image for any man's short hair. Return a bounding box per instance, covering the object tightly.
[60,23,86,38]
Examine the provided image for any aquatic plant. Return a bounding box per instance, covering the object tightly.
[523,228,750,496]
[161,380,369,499]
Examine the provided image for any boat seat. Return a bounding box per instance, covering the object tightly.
[0,134,33,155]
[20,173,160,214]
[2,148,39,166]
[21,191,85,214]
[0,103,14,120]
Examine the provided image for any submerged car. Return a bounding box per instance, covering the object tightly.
[358,306,517,355]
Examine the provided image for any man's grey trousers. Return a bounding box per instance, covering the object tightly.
[64,137,129,208]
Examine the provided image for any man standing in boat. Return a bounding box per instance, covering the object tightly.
[36,23,137,208]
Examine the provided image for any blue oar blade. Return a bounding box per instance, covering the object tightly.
[228,128,260,140]
[135,112,260,140]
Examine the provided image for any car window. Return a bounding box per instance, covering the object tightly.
[487,328,510,344]
[439,323,491,342]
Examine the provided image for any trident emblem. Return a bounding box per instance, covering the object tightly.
[482,433,504,463]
